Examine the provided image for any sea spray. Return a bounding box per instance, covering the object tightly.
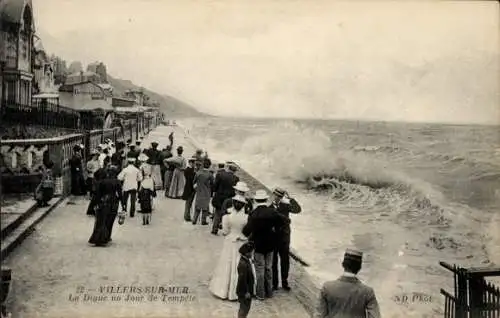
[180,117,497,317]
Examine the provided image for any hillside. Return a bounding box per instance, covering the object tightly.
[107,75,206,118]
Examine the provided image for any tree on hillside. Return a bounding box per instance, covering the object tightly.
[87,61,108,83]
[68,61,83,74]
[51,54,68,85]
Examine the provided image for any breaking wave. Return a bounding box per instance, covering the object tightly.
[218,120,487,253]
[183,119,492,256]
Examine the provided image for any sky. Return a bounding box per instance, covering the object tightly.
[34,0,499,124]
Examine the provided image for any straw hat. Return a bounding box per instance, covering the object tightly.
[233,194,247,204]
[253,190,269,201]
[138,153,149,162]
[127,157,136,163]
[234,181,249,193]
[273,187,286,197]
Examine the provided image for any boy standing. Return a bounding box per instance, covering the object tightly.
[237,242,256,318]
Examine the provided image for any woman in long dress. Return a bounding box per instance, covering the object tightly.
[209,194,249,300]
[166,146,187,199]
[88,167,123,246]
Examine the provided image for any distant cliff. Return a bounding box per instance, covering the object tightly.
[107,75,206,118]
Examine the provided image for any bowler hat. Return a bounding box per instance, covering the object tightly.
[151,142,159,147]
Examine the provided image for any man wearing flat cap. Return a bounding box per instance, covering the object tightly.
[315,249,380,318]
[270,187,301,291]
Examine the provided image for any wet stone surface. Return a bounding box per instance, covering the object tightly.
[3,127,310,318]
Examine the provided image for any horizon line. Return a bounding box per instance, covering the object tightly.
[180,113,500,127]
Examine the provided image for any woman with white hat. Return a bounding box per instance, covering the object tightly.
[217,181,253,229]
[209,194,249,300]
[138,153,152,177]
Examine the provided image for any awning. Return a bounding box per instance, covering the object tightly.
[32,93,59,99]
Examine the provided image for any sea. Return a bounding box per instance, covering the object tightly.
[179,117,500,317]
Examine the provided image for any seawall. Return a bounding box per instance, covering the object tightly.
[176,123,321,317]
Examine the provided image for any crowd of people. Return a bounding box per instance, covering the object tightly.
[37,130,380,318]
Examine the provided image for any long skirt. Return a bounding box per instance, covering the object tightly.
[71,172,86,196]
[89,205,112,246]
[105,212,117,241]
[151,165,162,190]
[168,168,185,198]
[164,170,173,195]
[208,237,245,300]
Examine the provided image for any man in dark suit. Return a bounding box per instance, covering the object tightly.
[270,187,302,291]
[315,249,381,318]
[211,163,240,235]
[242,190,286,300]
[181,157,196,222]
[111,141,125,170]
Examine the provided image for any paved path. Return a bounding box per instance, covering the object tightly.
[3,126,309,318]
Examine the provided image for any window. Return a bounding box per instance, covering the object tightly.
[6,81,16,103]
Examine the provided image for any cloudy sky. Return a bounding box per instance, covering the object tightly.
[35,0,499,124]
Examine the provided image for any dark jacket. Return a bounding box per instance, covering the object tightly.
[127,149,140,159]
[111,152,124,169]
[242,205,286,254]
[222,197,254,215]
[315,276,380,318]
[270,198,301,238]
[94,178,123,212]
[212,170,240,209]
[236,256,255,298]
[181,166,196,200]
[145,148,161,165]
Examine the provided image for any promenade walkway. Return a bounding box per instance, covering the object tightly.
[3,126,309,318]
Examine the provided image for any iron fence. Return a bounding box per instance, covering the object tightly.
[440,261,500,318]
[1,100,80,129]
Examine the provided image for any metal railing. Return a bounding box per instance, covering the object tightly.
[1,100,80,129]
[440,261,500,318]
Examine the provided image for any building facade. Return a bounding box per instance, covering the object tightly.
[124,89,146,106]
[0,0,36,106]
[59,81,113,111]
[65,71,101,85]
